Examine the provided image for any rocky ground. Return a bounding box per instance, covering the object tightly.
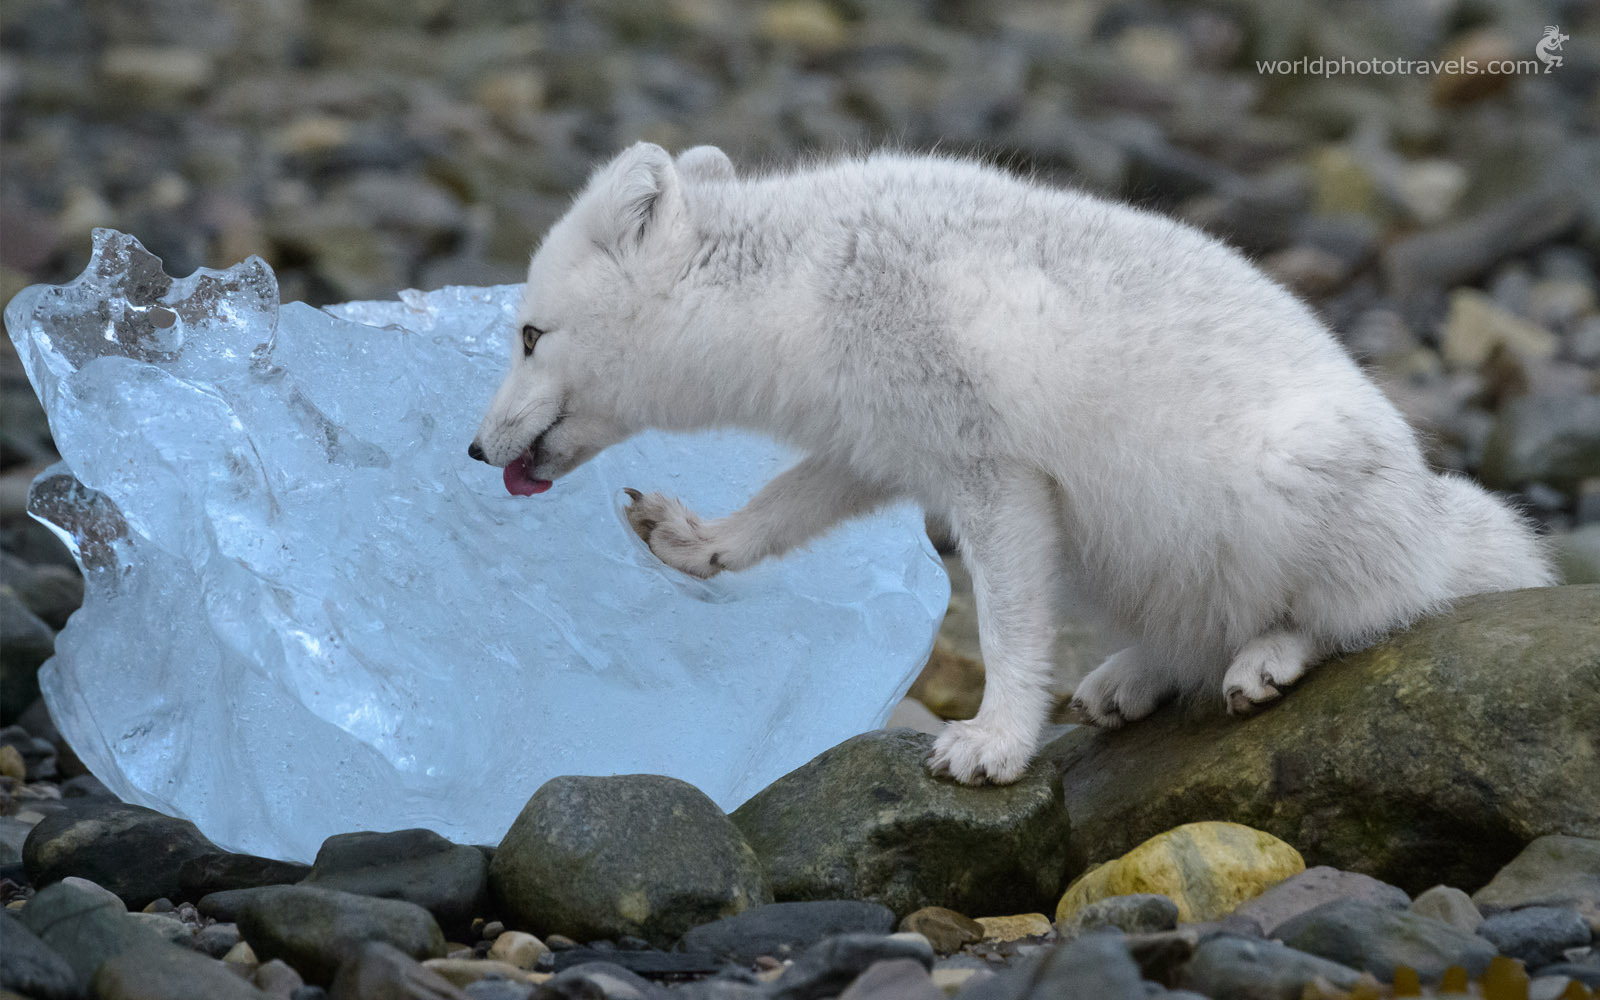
[4,0,1600,997]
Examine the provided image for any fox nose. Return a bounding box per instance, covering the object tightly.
[467,440,487,463]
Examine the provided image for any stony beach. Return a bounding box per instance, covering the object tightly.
[4,0,1600,997]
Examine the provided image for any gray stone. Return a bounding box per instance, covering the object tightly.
[2,555,83,630]
[1409,885,1482,932]
[957,932,1146,1000]
[837,958,943,1000]
[1382,187,1581,295]
[302,828,490,939]
[1048,587,1600,895]
[491,774,769,948]
[1057,894,1179,939]
[464,981,536,1000]
[1176,935,1364,1000]
[678,900,896,964]
[178,851,311,900]
[1477,906,1591,968]
[23,801,221,908]
[233,884,446,986]
[91,944,273,999]
[533,961,664,1000]
[769,933,934,1000]
[1275,898,1497,982]
[1473,835,1600,925]
[0,815,33,865]
[731,730,1071,919]
[327,941,466,1000]
[17,880,160,986]
[126,910,195,947]
[0,910,82,1000]
[194,921,243,958]
[0,586,54,724]
[1481,395,1600,495]
[1230,867,1408,937]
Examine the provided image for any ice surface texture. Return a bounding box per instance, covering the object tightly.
[5,230,948,860]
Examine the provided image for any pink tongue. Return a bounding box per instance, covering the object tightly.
[502,454,553,497]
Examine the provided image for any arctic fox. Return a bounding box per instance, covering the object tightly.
[468,143,1554,785]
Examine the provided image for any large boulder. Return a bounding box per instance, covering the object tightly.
[490,774,770,948]
[730,729,1073,919]
[1048,586,1600,894]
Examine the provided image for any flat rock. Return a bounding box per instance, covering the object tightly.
[678,900,896,963]
[1056,822,1303,925]
[837,958,943,1000]
[549,949,723,976]
[1230,866,1408,937]
[328,941,467,1000]
[1274,898,1497,982]
[91,944,273,1000]
[491,774,768,949]
[1409,885,1482,931]
[232,884,446,985]
[22,801,221,909]
[897,907,984,955]
[1477,906,1592,968]
[1175,934,1365,1000]
[534,961,665,1000]
[1048,587,1600,894]
[1472,835,1600,925]
[302,828,490,939]
[768,933,934,1000]
[0,910,81,1000]
[731,730,1072,918]
[1056,893,1179,939]
[177,851,310,900]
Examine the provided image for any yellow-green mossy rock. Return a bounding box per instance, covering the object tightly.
[1055,821,1304,924]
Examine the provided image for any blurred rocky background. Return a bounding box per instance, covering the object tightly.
[3,0,1599,725]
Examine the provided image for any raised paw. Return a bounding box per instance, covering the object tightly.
[1069,647,1163,728]
[926,718,1035,785]
[622,488,725,579]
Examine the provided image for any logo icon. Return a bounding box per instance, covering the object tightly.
[1536,25,1569,72]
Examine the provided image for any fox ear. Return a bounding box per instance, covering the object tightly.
[675,145,734,183]
[588,142,682,251]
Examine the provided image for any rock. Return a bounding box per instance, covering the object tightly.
[1275,898,1497,982]
[0,815,32,865]
[1481,395,1600,495]
[0,744,24,781]
[491,774,769,948]
[968,932,1147,1000]
[22,802,222,908]
[327,941,467,1000]
[0,911,81,1000]
[974,913,1052,942]
[1,588,54,723]
[1382,188,1580,296]
[679,900,897,964]
[3,559,83,630]
[897,907,984,955]
[254,959,305,998]
[1055,822,1303,925]
[127,910,195,947]
[1440,289,1561,370]
[195,921,243,958]
[837,958,943,1000]
[17,880,159,986]
[421,958,538,988]
[465,982,538,1000]
[1175,935,1365,1000]
[177,851,311,900]
[1473,835,1600,926]
[302,829,490,939]
[768,934,934,1000]
[91,944,273,1000]
[533,961,663,1000]
[1230,867,1408,937]
[487,931,548,969]
[1430,30,1519,105]
[1047,587,1600,894]
[548,948,723,977]
[1409,885,1482,932]
[1477,907,1591,968]
[1122,928,1199,984]
[731,730,1071,918]
[1056,894,1179,939]
[233,885,446,986]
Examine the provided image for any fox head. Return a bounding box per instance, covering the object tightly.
[467,142,733,494]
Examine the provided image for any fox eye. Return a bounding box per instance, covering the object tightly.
[521,324,543,356]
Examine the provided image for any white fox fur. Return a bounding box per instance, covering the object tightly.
[470,143,1554,785]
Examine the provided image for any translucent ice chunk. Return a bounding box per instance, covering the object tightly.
[6,230,948,861]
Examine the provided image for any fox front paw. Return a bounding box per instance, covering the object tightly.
[623,488,725,579]
[926,718,1035,786]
